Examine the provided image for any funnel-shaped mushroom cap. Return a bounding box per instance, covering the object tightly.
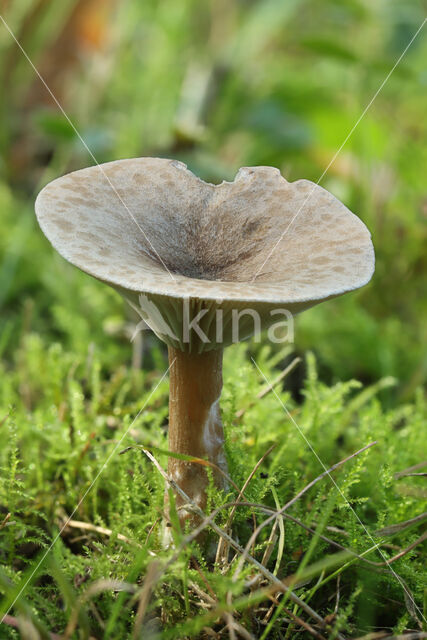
[35,158,374,350]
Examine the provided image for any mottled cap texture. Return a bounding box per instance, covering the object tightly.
[35,157,375,351]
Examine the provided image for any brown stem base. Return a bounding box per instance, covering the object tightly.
[167,346,228,532]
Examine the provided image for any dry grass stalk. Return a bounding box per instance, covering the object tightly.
[0,513,11,530]
[354,634,427,640]
[63,517,141,547]
[376,512,427,537]
[232,442,377,582]
[132,561,162,639]
[141,447,376,638]
[64,580,137,639]
[1,614,61,639]
[282,606,328,640]
[394,461,427,479]
[215,444,276,566]
[234,357,301,419]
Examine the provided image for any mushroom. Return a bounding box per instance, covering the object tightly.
[35,158,374,529]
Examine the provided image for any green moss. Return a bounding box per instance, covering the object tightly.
[0,341,425,637]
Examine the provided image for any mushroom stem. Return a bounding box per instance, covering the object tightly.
[167,346,228,529]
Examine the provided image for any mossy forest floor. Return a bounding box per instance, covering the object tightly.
[0,338,425,638]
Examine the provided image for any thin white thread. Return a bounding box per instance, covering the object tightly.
[251,357,426,622]
[0,14,176,282]
[252,17,426,282]
[0,362,173,622]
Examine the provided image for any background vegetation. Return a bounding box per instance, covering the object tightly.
[0,0,426,638]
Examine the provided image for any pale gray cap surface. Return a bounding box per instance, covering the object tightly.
[35,157,374,301]
[35,158,374,350]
